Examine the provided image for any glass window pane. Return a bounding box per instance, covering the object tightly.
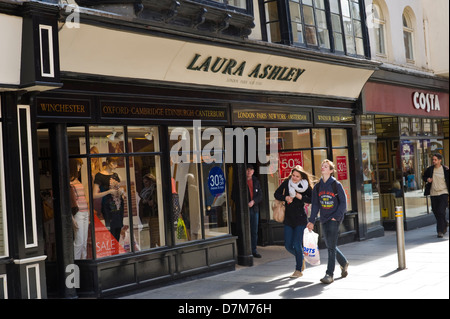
[127,126,159,153]
[315,0,325,10]
[303,0,313,5]
[265,1,279,22]
[376,25,386,54]
[351,1,360,19]
[331,14,342,31]
[346,35,356,54]
[356,37,364,55]
[89,126,125,155]
[332,129,348,147]
[334,32,344,51]
[333,148,352,210]
[353,20,362,37]
[329,0,340,13]
[93,156,130,257]
[303,5,315,25]
[228,0,247,9]
[340,0,350,17]
[404,31,414,60]
[343,16,352,35]
[305,26,318,45]
[289,2,302,23]
[134,155,165,249]
[312,129,327,147]
[318,28,330,48]
[313,149,328,177]
[316,9,327,29]
[70,157,92,259]
[202,161,228,238]
[268,22,282,43]
[68,126,87,155]
[292,22,304,44]
[361,140,381,228]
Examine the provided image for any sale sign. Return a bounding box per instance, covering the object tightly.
[336,156,348,180]
[94,214,126,258]
[278,151,304,185]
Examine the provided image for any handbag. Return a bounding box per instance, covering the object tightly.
[272,199,285,223]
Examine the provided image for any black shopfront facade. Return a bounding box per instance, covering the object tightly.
[0,1,380,299]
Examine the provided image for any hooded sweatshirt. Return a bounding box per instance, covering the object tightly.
[308,176,347,224]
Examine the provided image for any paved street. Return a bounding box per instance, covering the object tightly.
[119,224,449,300]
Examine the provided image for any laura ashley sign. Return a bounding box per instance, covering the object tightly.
[187,54,306,83]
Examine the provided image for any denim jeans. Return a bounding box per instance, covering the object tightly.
[73,210,89,259]
[284,225,305,271]
[322,220,348,276]
[249,207,259,254]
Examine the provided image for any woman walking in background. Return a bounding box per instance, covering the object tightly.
[274,165,313,278]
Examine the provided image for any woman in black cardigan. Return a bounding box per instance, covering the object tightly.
[274,165,313,278]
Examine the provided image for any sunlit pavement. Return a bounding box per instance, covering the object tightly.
[119,224,449,299]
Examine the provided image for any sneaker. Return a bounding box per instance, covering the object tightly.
[340,262,349,278]
[253,252,262,258]
[437,232,444,238]
[290,270,303,278]
[320,274,334,284]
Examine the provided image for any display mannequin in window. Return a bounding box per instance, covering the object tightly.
[93,157,125,242]
[69,158,89,259]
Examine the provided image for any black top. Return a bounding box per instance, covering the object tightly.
[274,179,312,227]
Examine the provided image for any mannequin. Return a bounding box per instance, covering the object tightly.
[69,158,89,259]
[93,157,125,242]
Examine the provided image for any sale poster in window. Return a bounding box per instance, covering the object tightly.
[278,151,304,185]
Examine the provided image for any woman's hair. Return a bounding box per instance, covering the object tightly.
[287,165,314,188]
[105,156,120,164]
[69,158,83,179]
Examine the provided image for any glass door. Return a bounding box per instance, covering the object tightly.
[361,138,381,228]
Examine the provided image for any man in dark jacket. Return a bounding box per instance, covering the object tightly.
[247,165,263,258]
[422,153,450,238]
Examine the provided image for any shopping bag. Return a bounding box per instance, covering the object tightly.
[303,228,320,265]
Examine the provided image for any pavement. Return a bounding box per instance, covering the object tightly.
[118,224,449,300]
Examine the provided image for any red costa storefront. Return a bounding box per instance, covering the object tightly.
[360,79,449,231]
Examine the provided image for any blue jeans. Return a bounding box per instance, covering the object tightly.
[322,220,348,276]
[284,225,305,271]
[249,207,259,254]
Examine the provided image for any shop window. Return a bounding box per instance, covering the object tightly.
[169,126,229,243]
[209,0,248,9]
[260,0,368,57]
[360,115,376,136]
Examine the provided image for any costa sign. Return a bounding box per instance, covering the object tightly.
[413,92,441,113]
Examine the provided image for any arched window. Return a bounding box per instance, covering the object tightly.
[372,3,386,55]
[402,11,414,61]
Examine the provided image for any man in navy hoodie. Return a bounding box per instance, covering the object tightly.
[307,159,349,284]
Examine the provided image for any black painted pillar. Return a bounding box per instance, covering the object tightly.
[49,124,77,299]
[233,163,253,266]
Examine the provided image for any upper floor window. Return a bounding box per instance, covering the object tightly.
[402,11,415,62]
[210,0,248,10]
[260,0,368,57]
[372,2,386,56]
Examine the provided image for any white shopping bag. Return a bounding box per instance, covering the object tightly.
[303,228,320,265]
